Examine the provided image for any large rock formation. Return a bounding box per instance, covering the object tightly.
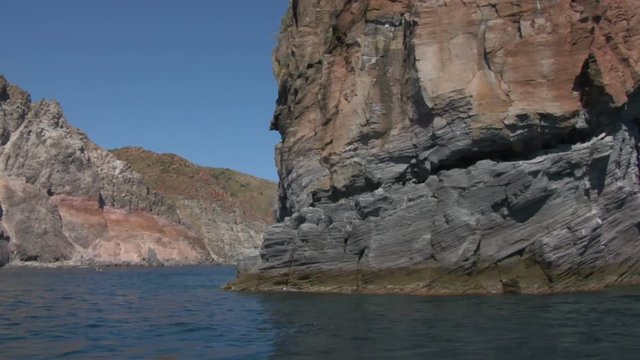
[0,76,210,267]
[111,147,277,264]
[229,0,640,294]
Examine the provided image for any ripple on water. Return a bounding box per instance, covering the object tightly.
[1,266,640,359]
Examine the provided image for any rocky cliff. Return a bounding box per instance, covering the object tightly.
[0,76,211,267]
[229,0,640,294]
[111,147,277,264]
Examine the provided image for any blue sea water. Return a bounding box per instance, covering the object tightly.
[1,266,639,359]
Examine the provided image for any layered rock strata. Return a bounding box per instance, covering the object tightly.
[111,147,277,264]
[0,76,210,267]
[230,0,640,294]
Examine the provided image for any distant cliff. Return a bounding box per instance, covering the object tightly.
[229,0,640,294]
[111,147,277,264]
[0,76,210,267]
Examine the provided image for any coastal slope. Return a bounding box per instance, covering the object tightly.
[0,76,210,267]
[111,147,277,264]
[229,0,640,294]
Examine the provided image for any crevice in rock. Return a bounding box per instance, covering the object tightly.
[626,118,640,187]
[588,155,609,196]
[0,87,9,102]
[98,193,106,210]
[497,247,527,264]
[479,20,493,72]
[291,0,299,27]
[270,80,290,133]
[402,18,434,129]
[396,153,430,185]
[343,235,349,254]
[328,175,382,203]
[516,20,523,39]
[432,131,589,174]
[357,247,367,263]
[508,193,554,223]
[20,255,40,262]
[394,106,611,186]
[328,25,348,52]
[572,53,617,130]
[0,242,9,267]
[310,188,333,206]
[312,164,383,206]
[365,15,403,28]
[403,110,608,185]
[491,199,509,220]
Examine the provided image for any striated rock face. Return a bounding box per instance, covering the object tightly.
[111,147,278,264]
[230,0,640,294]
[0,179,73,265]
[0,76,211,267]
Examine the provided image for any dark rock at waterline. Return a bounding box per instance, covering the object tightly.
[230,0,640,295]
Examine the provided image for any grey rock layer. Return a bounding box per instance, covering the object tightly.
[0,76,211,266]
[0,178,74,263]
[176,199,268,264]
[230,0,640,294]
[0,78,175,219]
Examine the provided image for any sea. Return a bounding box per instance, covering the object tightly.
[1,265,639,359]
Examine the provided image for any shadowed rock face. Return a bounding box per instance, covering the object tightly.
[229,0,640,294]
[0,76,211,267]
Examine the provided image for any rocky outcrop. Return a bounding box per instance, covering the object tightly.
[0,76,211,267]
[111,147,278,264]
[0,179,73,265]
[229,0,640,294]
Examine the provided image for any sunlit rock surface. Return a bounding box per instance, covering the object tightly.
[0,76,210,267]
[111,147,278,264]
[230,0,640,294]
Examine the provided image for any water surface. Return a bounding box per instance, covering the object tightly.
[1,266,639,359]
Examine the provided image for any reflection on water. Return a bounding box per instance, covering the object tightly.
[260,288,640,359]
[1,266,640,359]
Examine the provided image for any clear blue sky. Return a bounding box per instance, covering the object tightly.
[0,0,289,181]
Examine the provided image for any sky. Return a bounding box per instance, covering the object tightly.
[0,0,289,181]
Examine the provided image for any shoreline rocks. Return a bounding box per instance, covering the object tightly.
[230,0,640,295]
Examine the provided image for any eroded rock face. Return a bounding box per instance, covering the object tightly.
[53,195,208,266]
[0,76,211,266]
[110,147,278,264]
[176,199,272,264]
[230,0,640,294]
[0,179,74,263]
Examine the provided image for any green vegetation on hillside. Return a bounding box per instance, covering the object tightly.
[111,147,277,224]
